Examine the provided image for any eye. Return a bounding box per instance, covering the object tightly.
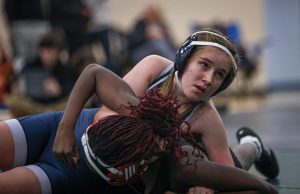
[216,70,226,80]
[199,61,210,69]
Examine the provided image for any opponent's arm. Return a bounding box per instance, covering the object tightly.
[53,64,139,166]
[94,55,172,121]
[61,63,138,124]
[169,146,278,194]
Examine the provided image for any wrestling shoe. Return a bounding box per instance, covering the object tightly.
[236,127,279,179]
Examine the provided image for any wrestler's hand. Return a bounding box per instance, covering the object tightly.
[164,187,214,194]
[53,125,80,167]
[187,186,215,194]
[164,191,181,194]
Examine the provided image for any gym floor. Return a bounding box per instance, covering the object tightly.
[221,90,300,194]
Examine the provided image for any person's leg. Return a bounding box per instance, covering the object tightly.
[0,166,42,194]
[0,122,15,170]
[235,127,279,179]
[0,113,56,171]
[0,113,62,194]
[231,143,256,170]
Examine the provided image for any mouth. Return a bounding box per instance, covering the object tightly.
[195,85,206,93]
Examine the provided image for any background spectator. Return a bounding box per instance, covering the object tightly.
[48,0,90,55]
[18,28,76,103]
[4,0,51,62]
[4,28,77,117]
[127,4,176,64]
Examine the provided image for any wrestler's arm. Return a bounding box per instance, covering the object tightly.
[180,102,240,193]
[94,55,172,121]
[190,101,235,167]
[53,64,139,165]
[169,146,278,194]
[61,64,138,123]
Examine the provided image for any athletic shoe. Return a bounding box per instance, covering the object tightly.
[236,127,279,179]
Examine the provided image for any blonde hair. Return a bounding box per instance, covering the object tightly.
[158,69,196,118]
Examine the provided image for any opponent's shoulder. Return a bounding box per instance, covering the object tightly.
[189,100,224,133]
[134,55,172,71]
[194,100,220,118]
[123,55,173,89]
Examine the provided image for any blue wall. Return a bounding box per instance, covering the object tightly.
[264,0,300,91]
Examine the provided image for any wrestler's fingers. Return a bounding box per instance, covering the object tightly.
[60,154,70,165]
[187,187,214,194]
[164,191,182,194]
[66,151,80,168]
[54,152,70,165]
[53,152,63,163]
[65,152,76,167]
[73,146,80,165]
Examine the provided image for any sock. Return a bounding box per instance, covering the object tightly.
[239,136,263,160]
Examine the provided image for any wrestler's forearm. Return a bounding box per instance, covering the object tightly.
[54,64,105,165]
[169,145,277,194]
[59,64,101,130]
[165,190,265,194]
[59,63,139,129]
[173,161,276,194]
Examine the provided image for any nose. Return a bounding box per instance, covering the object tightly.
[202,69,214,85]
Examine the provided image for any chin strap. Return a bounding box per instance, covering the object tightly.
[175,71,183,92]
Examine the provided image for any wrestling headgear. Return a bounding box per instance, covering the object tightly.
[174,30,238,95]
[81,124,149,186]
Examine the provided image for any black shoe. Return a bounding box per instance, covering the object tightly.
[236,127,279,179]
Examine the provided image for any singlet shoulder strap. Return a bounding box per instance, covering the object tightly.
[183,104,200,121]
[147,64,174,91]
[147,63,203,122]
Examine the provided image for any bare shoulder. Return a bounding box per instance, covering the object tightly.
[193,100,220,119]
[188,100,224,135]
[123,55,173,96]
[127,55,172,74]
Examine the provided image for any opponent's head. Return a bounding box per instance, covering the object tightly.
[174,28,239,95]
[81,89,184,185]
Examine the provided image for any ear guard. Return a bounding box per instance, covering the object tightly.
[81,124,149,185]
